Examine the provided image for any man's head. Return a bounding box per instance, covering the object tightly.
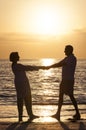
[64,45,73,56]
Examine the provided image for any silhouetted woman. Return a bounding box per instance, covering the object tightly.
[10,52,43,122]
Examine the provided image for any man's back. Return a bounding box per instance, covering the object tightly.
[62,54,76,80]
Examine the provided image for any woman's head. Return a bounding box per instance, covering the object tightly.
[10,52,19,62]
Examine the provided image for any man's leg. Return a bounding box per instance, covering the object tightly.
[52,88,64,121]
[56,92,64,120]
[69,94,80,119]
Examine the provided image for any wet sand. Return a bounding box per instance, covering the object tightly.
[0,104,86,130]
[0,119,86,130]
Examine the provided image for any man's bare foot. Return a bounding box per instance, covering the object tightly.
[51,113,60,121]
[73,113,80,120]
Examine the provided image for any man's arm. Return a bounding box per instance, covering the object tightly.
[46,59,66,69]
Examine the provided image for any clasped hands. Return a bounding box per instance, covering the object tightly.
[38,66,51,70]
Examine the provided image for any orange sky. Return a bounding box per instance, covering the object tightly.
[0,0,86,59]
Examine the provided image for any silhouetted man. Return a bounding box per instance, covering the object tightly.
[47,45,80,121]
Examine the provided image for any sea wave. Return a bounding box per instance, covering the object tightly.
[0,59,86,105]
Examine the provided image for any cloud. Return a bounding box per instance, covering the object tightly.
[0,33,51,44]
[0,29,86,59]
[73,28,86,33]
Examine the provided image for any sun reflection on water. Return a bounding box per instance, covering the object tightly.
[33,59,58,123]
[40,58,56,77]
[40,58,56,66]
[33,116,57,123]
[32,105,57,123]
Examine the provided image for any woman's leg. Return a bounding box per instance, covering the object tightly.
[24,92,33,117]
[17,95,23,122]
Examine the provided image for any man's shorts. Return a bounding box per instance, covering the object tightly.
[60,80,74,95]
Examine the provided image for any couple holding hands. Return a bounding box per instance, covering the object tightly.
[10,45,80,122]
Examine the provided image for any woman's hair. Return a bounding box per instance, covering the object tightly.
[10,52,19,62]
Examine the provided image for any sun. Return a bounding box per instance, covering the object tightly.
[34,8,57,35]
[20,4,71,35]
[34,6,67,35]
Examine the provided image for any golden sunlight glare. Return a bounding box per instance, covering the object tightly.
[21,4,71,35]
[41,58,55,66]
[34,6,69,35]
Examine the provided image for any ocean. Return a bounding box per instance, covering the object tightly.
[0,59,86,122]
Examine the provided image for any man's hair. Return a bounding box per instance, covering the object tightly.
[65,45,73,53]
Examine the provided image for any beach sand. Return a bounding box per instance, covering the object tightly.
[0,114,86,130]
[0,119,86,130]
[0,104,86,130]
